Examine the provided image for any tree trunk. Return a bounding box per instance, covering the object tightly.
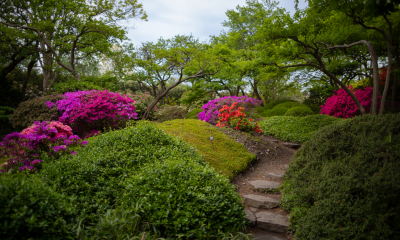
[21,59,36,94]
[379,36,393,115]
[253,79,262,101]
[392,47,399,112]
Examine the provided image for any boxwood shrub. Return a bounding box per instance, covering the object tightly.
[259,115,343,143]
[285,106,314,117]
[261,107,289,117]
[255,99,296,113]
[38,122,246,238]
[9,95,63,130]
[281,113,400,239]
[185,108,202,119]
[0,174,75,240]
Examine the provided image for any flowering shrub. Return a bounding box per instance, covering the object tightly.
[0,121,86,173]
[198,96,262,125]
[127,92,157,120]
[50,90,138,136]
[379,67,396,85]
[320,86,373,119]
[216,102,263,133]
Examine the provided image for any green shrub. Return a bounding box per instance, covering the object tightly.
[53,80,102,94]
[0,174,75,240]
[158,119,256,179]
[259,115,343,143]
[256,99,296,113]
[273,102,302,109]
[261,107,289,117]
[121,157,245,237]
[38,122,246,238]
[9,95,63,130]
[281,114,400,239]
[305,104,321,114]
[285,106,314,117]
[154,105,188,122]
[185,108,202,119]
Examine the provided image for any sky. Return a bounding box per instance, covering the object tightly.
[125,0,309,47]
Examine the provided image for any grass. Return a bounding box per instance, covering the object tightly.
[258,115,344,143]
[156,119,256,179]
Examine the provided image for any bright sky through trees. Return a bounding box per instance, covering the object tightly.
[125,0,308,46]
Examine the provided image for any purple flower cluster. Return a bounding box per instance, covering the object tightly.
[198,96,263,125]
[50,90,138,137]
[0,121,86,174]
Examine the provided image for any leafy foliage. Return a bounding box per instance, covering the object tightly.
[185,108,202,119]
[9,95,63,130]
[285,106,314,117]
[52,80,102,94]
[281,114,400,239]
[261,107,289,117]
[154,105,187,122]
[259,115,343,143]
[0,174,75,240]
[0,106,14,138]
[38,122,246,237]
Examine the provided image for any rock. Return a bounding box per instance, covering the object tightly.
[244,194,280,209]
[250,180,281,191]
[266,173,284,181]
[283,142,301,149]
[249,207,258,212]
[245,209,256,225]
[283,164,289,170]
[251,229,290,240]
[255,211,289,233]
[269,139,279,143]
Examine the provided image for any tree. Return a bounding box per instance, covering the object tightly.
[133,35,221,120]
[0,0,147,92]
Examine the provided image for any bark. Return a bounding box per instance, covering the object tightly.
[142,69,218,120]
[392,47,399,112]
[326,40,379,115]
[0,55,26,80]
[21,59,36,94]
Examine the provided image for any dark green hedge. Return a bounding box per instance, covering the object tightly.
[0,174,75,240]
[281,114,400,239]
[285,106,314,117]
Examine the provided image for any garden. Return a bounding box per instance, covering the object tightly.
[1,0,400,239]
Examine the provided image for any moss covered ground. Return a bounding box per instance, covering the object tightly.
[156,119,256,179]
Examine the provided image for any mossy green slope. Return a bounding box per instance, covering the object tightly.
[157,119,256,179]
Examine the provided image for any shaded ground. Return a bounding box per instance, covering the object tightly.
[214,126,298,240]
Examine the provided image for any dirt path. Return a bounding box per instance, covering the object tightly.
[215,126,299,240]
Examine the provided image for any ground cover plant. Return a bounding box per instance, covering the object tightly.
[35,122,247,238]
[157,119,256,179]
[258,115,343,143]
[185,108,202,119]
[198,96,262,125]
[281,113,400,239]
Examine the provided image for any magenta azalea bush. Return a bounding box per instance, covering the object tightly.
[48,90,138,137]
[0,121,86,173]
[198,96,263,125]
[320,86,373,119]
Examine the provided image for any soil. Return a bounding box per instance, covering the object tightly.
[214,126,298,240]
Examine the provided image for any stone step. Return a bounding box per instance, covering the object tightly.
[266,172,284,181]
[245,209,256,225]
[250,180,281,191]
[283,164,289,170]
[244,194,280,209]
[283,142,301,149]
[255,211,289,233]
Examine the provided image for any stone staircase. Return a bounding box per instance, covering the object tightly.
[243,164,291,240]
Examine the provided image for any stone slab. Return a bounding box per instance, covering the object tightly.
[250,180,281,190]
[255,211,289,233]
[283,164,289,170]
[244,194,280,209]
[266,173,284,181]
[250,228,290,240]
[245,209,256,225]
[283,143,301,149]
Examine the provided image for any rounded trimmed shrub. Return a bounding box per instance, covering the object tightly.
[38,122,246,237]
[0,174,75,240]
[9,95,63,130]
[285,106,314,117]
[256,99,296,113]
[185,108,202,119]
[261,107,289,117]
[281,113,400,239]
[273,102,301,109]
